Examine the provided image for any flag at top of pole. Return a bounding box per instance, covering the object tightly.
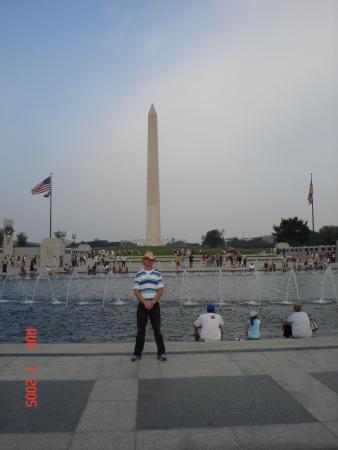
[308,176,313,205]
[31,176,51,196]
[31,173,53,238]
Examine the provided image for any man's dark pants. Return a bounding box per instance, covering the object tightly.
[133,302,166,356]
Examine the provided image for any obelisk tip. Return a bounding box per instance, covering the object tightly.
[149,104,157,115]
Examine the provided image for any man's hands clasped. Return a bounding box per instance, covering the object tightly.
[144,301,155,310]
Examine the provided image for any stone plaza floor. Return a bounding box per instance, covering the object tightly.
[1,336,338,449]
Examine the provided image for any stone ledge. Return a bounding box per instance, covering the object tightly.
[1,335,337,356]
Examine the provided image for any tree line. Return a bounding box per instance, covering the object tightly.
[1,217,337,249]
[202,219,338,248]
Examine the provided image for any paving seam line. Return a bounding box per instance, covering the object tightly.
[1,345,338,357]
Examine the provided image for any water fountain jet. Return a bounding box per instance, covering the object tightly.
[179,271,198,310]
[283,269,300,305]
[31,270,57,304]
[102,271,125,307]
[318,267,338,304]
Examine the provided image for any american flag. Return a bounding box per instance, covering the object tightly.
[31,176,51,195]
[308,179,313,205]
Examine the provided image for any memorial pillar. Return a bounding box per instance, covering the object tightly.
[3,219,14,258]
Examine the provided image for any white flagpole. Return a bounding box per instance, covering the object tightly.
[50,172,53,238]
[310,173,315,242]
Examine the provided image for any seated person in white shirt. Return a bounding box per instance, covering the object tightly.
[194,304,224,342]
[283,304,312,338]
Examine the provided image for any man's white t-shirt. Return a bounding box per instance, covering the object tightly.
[287,311,312,338]
[194,313,224,342]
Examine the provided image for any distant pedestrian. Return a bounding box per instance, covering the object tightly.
[2,255,8,273]
[30,256,37,272]
[175,251,181,269]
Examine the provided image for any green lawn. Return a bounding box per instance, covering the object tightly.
[95,245,274,257]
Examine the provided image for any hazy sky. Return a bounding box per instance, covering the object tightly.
[1,0,337,243]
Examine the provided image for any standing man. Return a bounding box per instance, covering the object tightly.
[132,251,167,361]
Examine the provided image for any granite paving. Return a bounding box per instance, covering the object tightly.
[0,337,338,449]
[310,371,338,394]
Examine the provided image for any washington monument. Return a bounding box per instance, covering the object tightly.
[146,104,161,246]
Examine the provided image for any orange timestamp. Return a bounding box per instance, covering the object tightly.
[25,327,38,408]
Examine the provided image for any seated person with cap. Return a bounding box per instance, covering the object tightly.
[194,304,224,342]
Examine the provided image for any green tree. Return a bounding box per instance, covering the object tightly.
[16,232,28,247]
[317,225,338,245]
[201,229,225,247]
[272,217,311,246]
[227,237,271,249]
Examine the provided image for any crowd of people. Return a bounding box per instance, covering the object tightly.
[1,254,38,277]
[0,250,133,276]
[280,252,336,271]
[1,245,336,276]
[88,262,129,275]
[173,248,336,272]
[174,249,194,268]
[200,251,248,268]
[172,249,252,269]
[66,250,130,275]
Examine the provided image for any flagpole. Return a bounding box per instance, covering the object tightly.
[311,173,315,243]
[50,172,52,238]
